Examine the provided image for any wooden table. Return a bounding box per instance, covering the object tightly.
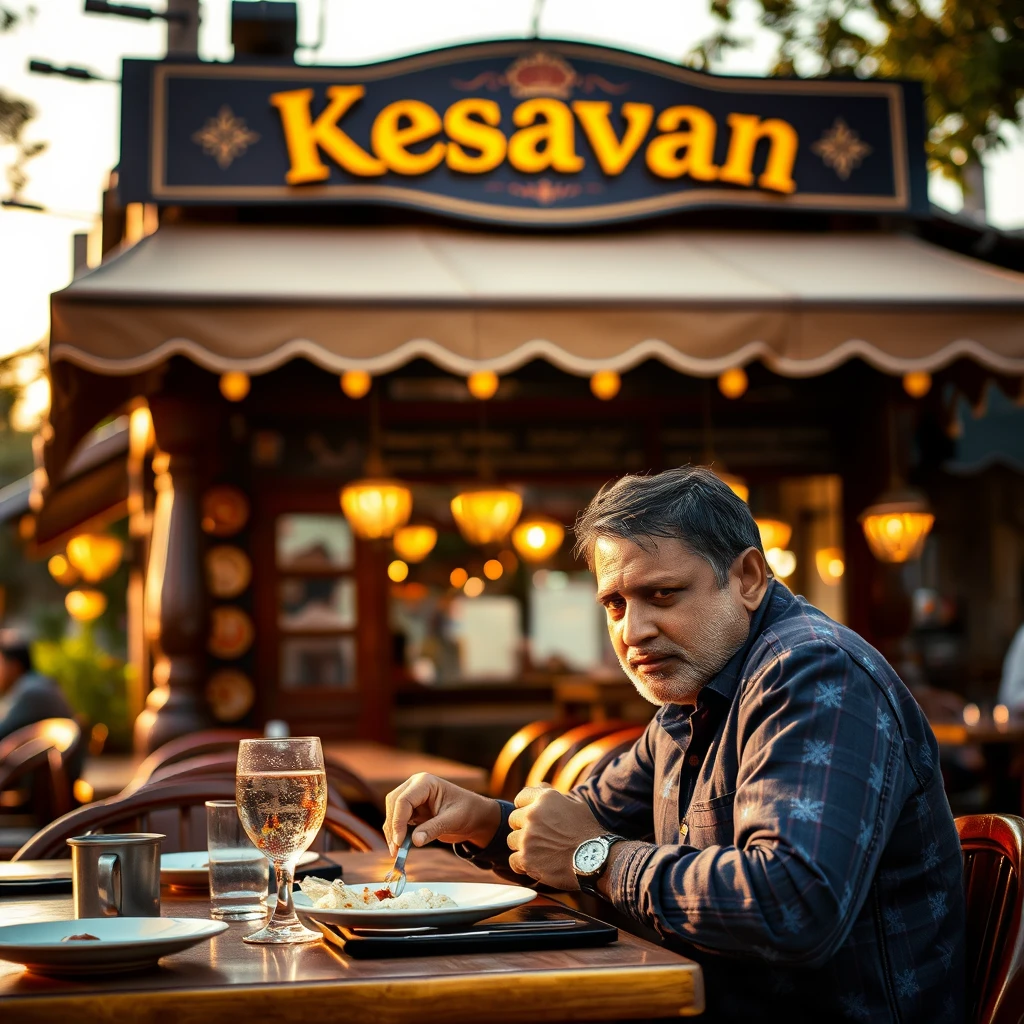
[81,743,489,805]
[322,741,489,801]
[0,849,703,1023]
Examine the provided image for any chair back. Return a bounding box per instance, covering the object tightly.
[124,729,260,794]
[145,751,349,811]
[490,719,579,801]
[0,718,82,823]
[14,777,386,859]
[551,725,646,793]
[957,813,1024,1024]
[525,721,634,788]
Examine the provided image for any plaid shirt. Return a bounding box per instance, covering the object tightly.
[467,582,964,1023]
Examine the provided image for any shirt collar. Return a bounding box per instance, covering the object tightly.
[703,579,790,704]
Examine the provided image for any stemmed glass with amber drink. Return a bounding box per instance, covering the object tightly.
[236,737,327,944]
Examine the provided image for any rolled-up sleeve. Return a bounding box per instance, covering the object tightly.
[596,642,906,967]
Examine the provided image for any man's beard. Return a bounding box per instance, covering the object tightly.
[620,625,746,706]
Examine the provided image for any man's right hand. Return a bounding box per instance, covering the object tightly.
[383,773,502,856]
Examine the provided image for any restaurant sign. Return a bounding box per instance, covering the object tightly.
[119,40,928,225]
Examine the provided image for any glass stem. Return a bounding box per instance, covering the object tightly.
[271,860,298,926]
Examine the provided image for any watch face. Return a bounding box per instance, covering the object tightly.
[574,839,605,874]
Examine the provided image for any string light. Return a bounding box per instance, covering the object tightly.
[341,370,372,399]
[450,567,469,588]
[467,370,499,400]
[589,370,621,400]
[219,371,251,401]
[483,558,503,580]
[718,367,748,400]
[903,371,932,398]
[387,560,409,582]
[463,576,485,598]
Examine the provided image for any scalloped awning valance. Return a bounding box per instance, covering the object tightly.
[51,224,1024,380]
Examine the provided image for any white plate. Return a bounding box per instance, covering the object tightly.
[294,880,536,929]
[0,917,228,976]
[160,850,318,887]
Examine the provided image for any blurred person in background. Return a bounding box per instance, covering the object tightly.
[0,627,73,739]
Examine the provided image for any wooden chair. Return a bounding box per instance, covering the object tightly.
[13,777,386,860]
[123,728,260,794]
[489,719,579,802]
[0,719,82,857]
[551,725,646,793]
[525,721,635,788]
[957,813,1024,1024]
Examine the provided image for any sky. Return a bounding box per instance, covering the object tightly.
[1,0,1023,423]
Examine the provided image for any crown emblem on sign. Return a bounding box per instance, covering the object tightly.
[505,52,579,99]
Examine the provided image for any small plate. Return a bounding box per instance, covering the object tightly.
[294,880,536,930]
[0,917,228,976]
[160,849,317,887]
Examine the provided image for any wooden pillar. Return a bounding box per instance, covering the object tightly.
[134,395,212,753]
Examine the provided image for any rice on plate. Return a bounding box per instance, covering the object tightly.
[299,876,457,911]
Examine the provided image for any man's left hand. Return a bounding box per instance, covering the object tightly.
[506,785,604,889]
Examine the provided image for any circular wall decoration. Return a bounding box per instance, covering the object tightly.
[205,669,255,723]
[208,605,255,659]
[201,485,250,537]
[205,545,252,599]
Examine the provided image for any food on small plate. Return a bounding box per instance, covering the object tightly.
[299,876,457,911]
[60,933,100,942]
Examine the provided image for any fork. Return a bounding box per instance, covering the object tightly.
[381,828,414,898]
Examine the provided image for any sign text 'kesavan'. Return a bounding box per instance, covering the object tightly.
[269,87,799,194]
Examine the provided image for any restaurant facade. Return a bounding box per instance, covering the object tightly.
[14,39,1024,755]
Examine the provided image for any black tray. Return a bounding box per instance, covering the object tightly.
[316,902,617,959]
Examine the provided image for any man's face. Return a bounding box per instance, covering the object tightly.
[594,535,753,705]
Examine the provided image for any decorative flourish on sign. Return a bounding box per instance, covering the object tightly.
[452,52,627,98]
[812,118,871,180]
[192,106,260,169]
[485,179,604,205]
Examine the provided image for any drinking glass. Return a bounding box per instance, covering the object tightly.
[236,737,327,944]
[206,800,269,921]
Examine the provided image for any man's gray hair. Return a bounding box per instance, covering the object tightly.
[573,466,767,587]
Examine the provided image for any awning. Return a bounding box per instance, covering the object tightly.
[51,224,1024,380]
[44,223,1024,480]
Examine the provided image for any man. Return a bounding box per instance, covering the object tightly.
[385,467,964,1023]
[0,627,74,740]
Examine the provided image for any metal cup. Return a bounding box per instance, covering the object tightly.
[67,833,164,918]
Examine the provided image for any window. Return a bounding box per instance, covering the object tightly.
[275,515,357,690]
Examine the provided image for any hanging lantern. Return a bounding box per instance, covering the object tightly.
[718,367,748,400]
[66,533,124,583]
[859,488,934,563]
[815,547,845,586]
[714,471,749,503]
[393,524,438,563]
[340,479,412,539]
[467,370,499,400]
[902,371,932,399]
[765,548,797,579]
[65,589,107,622]
[511,516,565,563]
[755,518,792,552]
[341,370,372,399]
[219,371,251,402]
[48,554,79,586]
[451,487,522,545]
[589,370,621,400]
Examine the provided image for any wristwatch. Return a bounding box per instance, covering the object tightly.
[572,833,626,896]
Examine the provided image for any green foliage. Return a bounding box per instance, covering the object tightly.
[0,5,44,199]
[32,626,133,751]
[701,1,1024,183]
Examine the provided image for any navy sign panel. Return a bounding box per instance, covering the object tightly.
[118,39,928,226]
